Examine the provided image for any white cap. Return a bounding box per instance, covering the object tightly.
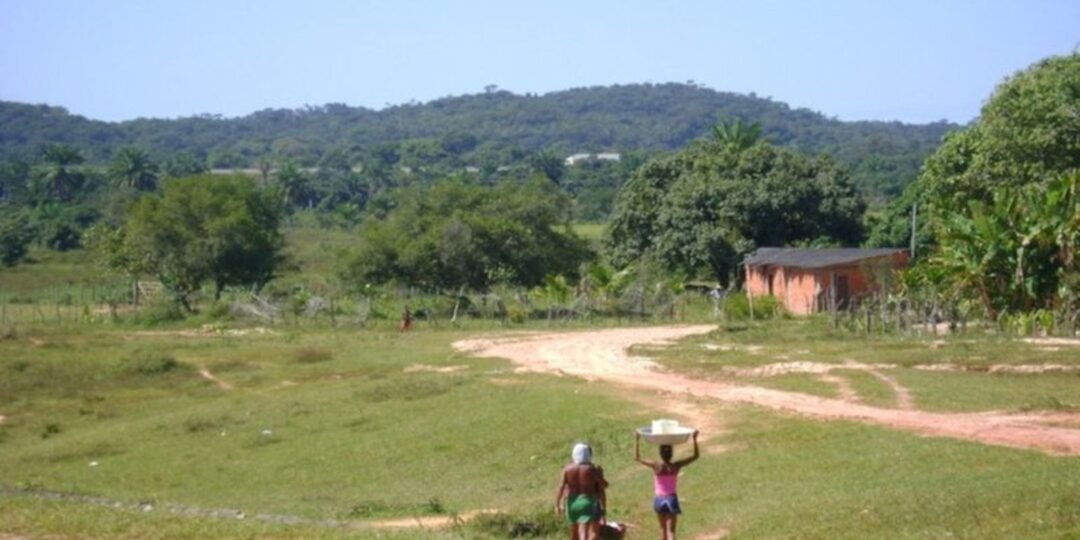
[571,443,592,464]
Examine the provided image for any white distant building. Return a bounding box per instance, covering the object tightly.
[564,153,592,166]
[564,152,621,166]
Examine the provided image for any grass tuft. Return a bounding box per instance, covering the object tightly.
[469,509,562,538]
[117,351,185,375]
[357,376,461,402]
[39,422,61,439]
[294,347,333,363]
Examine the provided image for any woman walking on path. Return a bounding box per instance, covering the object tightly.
[556,443,609,540]
[635,430,699,540]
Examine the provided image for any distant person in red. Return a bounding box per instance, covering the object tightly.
[556,443,608,540]
[400,305,412,332]
[635,430,699,540]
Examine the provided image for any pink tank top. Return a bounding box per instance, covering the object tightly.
[654,473,678,496]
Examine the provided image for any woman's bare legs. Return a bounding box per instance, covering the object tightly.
[657,514,672,540]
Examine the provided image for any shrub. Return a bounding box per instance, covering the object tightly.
[507,305,528,324]
[203,301,233,321]
[139,297,186,325]
[119,351,183,375]
[724,293,783,320]
[183,415,235,433]
[0,213,33,267]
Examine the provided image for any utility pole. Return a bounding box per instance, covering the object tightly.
[910,202,918,259]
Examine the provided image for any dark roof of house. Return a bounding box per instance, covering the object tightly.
[743,247,907,269]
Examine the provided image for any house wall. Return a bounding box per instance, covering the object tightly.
[745,252,909,316]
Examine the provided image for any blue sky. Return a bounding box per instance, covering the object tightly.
[1,0,1077,123]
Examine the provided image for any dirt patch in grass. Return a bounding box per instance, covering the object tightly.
[913,363,1080,374]
[367,509,497,530]
[455,326,1080,455]
[989,364,1080,374]
[129,325,279,339]
[1024,338,1080,347]
[197,367,233,390]
[403,364,467,374]
[695,528,731,540]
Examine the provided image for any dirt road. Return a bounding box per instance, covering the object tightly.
[454,326,1080,456]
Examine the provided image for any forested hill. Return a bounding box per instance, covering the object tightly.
[0,83,956,198]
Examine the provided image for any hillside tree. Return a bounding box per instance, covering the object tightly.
[94,174,284,310]
[341,177,589,291]
[607,130,865,284]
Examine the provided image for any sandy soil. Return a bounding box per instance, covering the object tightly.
[365,509,496,530]
[1023,337,1080,346]
[130,326,278,339]
[404,364,468,374]
[454,326,1080,455]
[695,528,731,540]
[197,367,233,390]
[818,373,858,402]
[912,363,1080,374]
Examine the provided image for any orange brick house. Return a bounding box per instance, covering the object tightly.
[743,248,909,315]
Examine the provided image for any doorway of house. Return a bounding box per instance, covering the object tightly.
[836,275,850,309]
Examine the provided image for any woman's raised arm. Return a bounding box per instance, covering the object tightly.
[675,430,700,468]
[634,431,655,468]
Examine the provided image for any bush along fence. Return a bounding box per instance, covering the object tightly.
[0,281,133,326]
[4,275,1074,337]
[825,289,1079,338]
[0,278,733,328]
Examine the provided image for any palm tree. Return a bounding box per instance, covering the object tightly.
[273,160,313,210]
[109,147,160,191]
[39,143,84,201]
[712,120,764,152]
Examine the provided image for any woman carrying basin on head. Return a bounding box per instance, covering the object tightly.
[635,429,699,540]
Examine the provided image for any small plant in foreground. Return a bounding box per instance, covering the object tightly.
[423,497,445,514]
[118,351,183,375]
[40,422,61,439]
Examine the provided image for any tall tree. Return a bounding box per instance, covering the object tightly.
[273,160,314,210]
[528,149,566,185]
[607,138,865,284]
[711,119,764,152]
[38,143,84,201]
[930,172,1079,318]
[869,52,1080,248]
[109,147,160,191]
[341,177,589,291]
[96,174,285,310]
[163,152,207,178]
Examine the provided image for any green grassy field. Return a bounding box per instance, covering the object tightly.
[2,227,1080,538]
[0,320,1078,539]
